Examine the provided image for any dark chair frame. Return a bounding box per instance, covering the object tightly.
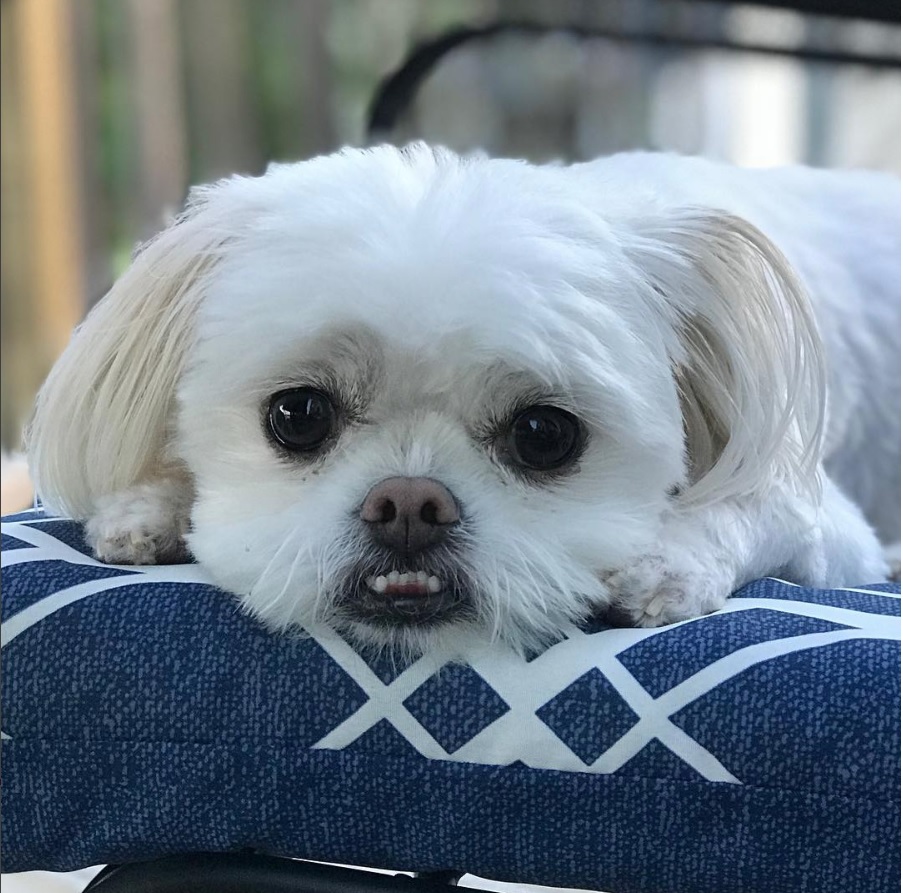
[82,854,464,892]
[367,4,900,140]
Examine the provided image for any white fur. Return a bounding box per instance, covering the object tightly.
[26,145,900,654]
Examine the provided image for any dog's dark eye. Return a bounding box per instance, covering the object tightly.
[267,389,337,452]
[507,405,582,471]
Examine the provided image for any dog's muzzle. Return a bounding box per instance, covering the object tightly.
[343,476,472,626]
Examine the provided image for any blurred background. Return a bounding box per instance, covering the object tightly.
[1,0,900,458]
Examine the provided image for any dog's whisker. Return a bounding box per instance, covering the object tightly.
[253,533,312,624]
[276,543,312,620]
[249,523,302,599]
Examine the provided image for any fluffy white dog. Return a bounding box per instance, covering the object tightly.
[27,145,900,655]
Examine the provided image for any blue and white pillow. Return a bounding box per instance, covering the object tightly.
[2,508,900,893]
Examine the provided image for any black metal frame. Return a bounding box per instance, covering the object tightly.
[83,854,464,892]
[367,11,900,138]
[681,0,898,21]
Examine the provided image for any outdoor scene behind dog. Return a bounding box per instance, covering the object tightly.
[1,1,900,892]
[3,0,900,458]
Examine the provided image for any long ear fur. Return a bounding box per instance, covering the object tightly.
[26,182,255,518]
[628,210,826,506]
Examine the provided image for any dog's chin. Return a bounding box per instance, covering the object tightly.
[331,590,478,663]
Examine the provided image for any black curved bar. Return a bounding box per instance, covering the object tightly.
[82,853,464,893]
[366,19,900,138]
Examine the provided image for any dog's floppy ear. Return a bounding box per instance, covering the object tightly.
[27,181,257,518]
[627,209,826,505]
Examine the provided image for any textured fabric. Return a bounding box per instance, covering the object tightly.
[2,509,900,892]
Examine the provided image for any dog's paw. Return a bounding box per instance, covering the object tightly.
[603,554,732,628]
[85,482,191,565]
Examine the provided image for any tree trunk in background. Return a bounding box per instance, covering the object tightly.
[1,0,32,449]
[126,0,189,242]
[1,0,84,449]
[181,0,264,180]
[71,0,112,307]
[293,0,336,158]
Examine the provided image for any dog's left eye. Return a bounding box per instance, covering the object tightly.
[267,388,337,452]
[506,405,582,472]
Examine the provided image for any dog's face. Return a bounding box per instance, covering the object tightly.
[177,151,686,654]
[29,144,822,655]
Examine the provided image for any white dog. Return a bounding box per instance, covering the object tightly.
[26,145,900,655]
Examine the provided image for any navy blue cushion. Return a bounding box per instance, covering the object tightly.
[2,509,900,892]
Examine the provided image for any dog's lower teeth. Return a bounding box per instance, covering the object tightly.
[366,573,444,595]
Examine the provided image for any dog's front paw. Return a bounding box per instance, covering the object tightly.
[603,554,732,628]
[85,483,191,565]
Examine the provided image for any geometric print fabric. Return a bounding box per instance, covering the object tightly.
[3,510,899,788]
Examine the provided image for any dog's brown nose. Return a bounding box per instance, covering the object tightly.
[360,476,459,554]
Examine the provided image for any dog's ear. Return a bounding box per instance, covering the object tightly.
[626,209,826,505]
[27,182,258,518]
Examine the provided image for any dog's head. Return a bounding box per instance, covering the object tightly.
[28,144,824,655]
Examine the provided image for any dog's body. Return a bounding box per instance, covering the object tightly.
[574,153,901,545]
[27,146,900,655]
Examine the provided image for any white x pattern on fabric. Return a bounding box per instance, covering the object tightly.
[2,512,900,785]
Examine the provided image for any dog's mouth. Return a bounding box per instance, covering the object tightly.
[339,562,474,628]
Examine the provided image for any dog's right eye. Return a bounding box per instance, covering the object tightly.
[266,388,337,452]
[505,405,583,472]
